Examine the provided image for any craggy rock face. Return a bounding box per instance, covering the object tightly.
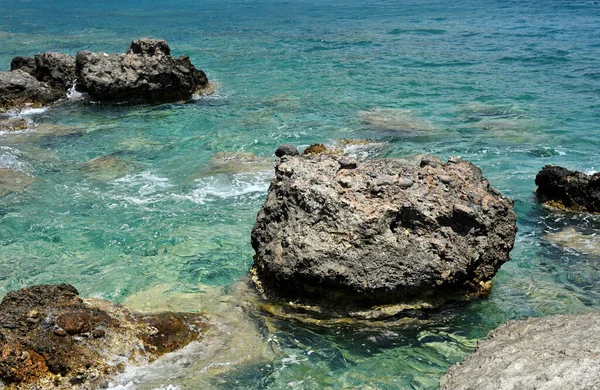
[535,165,600,213]
[251,154,517,308]
[33,52,76,92]
[440,313,600,390]
[10,56,36,75]
[0,284,207,389]
[0,70,64,112]
[75,38,210,104]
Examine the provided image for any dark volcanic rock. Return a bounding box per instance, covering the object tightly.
[251,154,517,308]
[0,70,64,112]
[34,52,76,91]
[535,165,600,213]
[0,284,207,389]
[75,38,210,104]
[10,56,36,75]
[440,313,600,390]
[275,144,299,157]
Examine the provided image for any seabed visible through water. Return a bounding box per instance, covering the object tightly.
[1,0,600,388]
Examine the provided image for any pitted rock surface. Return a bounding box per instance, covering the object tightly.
[75,38,210,104]
[440,313,600,390]
[0,70,64,112]
[251,154,517,307]
[0,284,207,389]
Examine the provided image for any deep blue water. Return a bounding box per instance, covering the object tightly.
[1,0,600,388]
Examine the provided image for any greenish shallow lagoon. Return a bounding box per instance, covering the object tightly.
[1,0,600,388]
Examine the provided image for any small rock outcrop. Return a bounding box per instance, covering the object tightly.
[274,144,299,158]
[75,38,210,104]
[536,165,600,213]
[0,70,64,112]
[251,152,517,308]
[1,38,210,112]
[440,313,600,390]
[0,284,207,389]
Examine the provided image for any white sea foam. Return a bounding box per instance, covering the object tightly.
[0,146,30,171]
[66,80,88,101]
[187,171,271,204]
[7,107,49,117]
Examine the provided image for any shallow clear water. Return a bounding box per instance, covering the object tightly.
[1,0,600,388]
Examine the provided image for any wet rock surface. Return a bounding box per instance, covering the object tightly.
[0,284,207,389]
[75,38,210,104]
[536,165,600,213]
[440,313,600,390]
[251,153,517,309]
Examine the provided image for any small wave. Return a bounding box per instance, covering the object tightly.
[387,28,447,35]
[0,146,31,171]
[6,107,48,117]
[187,171,271,204]
[107,381,179,390]
[66,80,88,101]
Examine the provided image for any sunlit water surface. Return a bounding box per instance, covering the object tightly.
[1,0,600,388]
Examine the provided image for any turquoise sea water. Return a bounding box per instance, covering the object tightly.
[1,0,600,388]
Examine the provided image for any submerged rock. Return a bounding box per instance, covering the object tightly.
[80,155,131,181]
[359,108,438,133]
[0,168,35,196]
[535,165,600,213]
[0,284,207,389]
[0,118,30,132]
[545,227,600,256]
[251,153,517,310]
[196,151,273,176]
[75,38,210,104]
[440,313,600,390]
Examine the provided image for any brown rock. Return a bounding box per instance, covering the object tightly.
[0,284,208,389]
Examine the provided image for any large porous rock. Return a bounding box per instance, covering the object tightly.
[250,153,517,308]
[0,284,207,389]
[0,70,64,112]
[33,52,76,91]
[440,313,600,390]
[535,165,600,213]
[75,38,210,104]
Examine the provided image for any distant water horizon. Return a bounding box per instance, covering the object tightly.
[1,0,600,388]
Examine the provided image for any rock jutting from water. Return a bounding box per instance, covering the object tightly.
[0,70,65,113]
[440,313,600,390]
[535,165,600,213]
[0,284,207,389]
[75,38,210,104]
[0,38,211,112]
[250,148,517,311]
